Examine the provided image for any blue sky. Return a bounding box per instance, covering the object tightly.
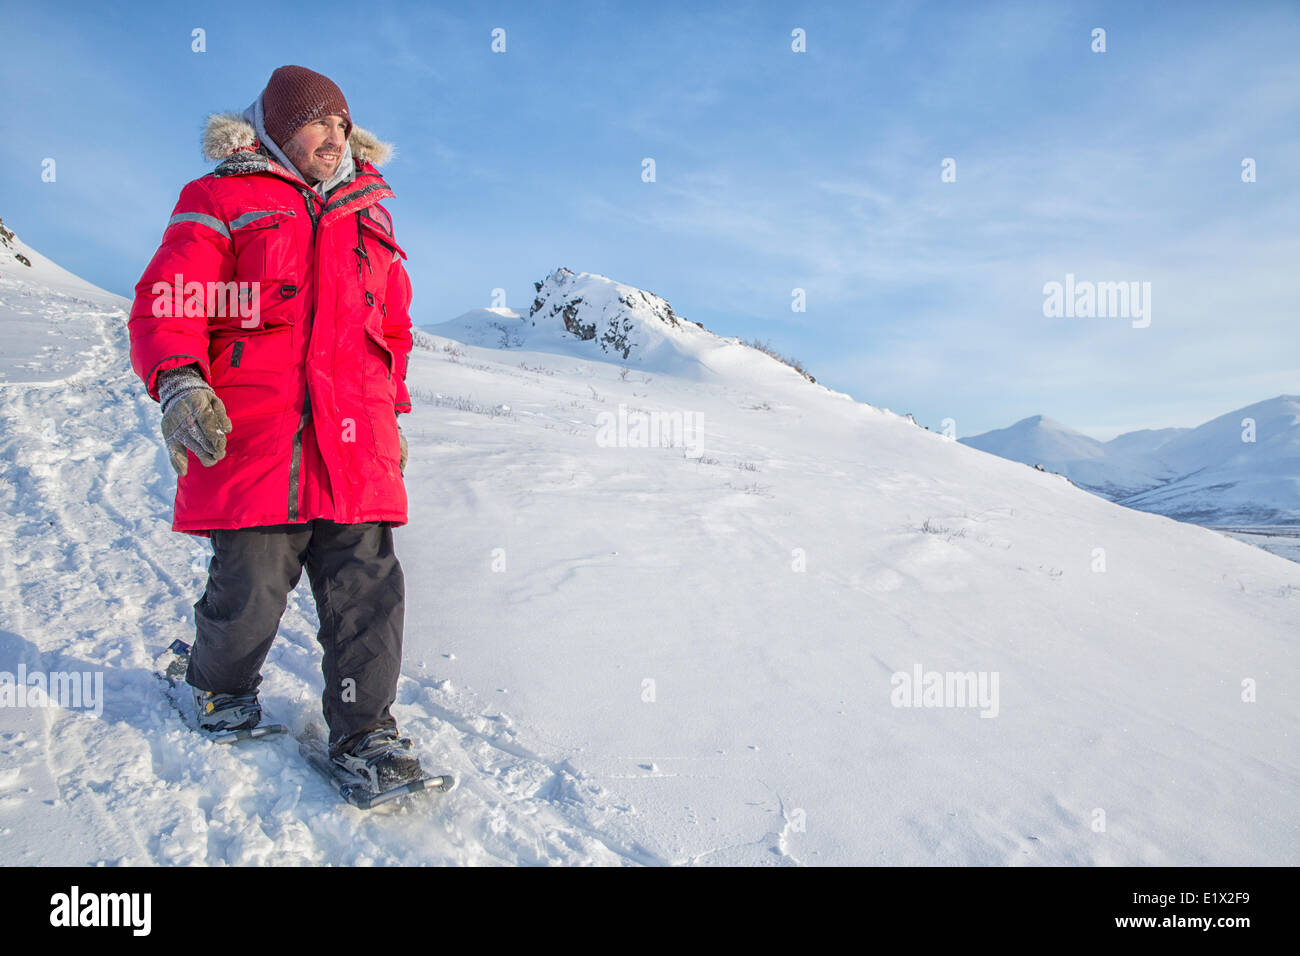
[1,0,1296,438]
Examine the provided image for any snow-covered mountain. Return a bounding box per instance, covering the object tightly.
[1103,426,1188,461]
[1112,396,1300,525]
[2,237,1298,866]
[958,414,1107,465]
[960,415,1177,498]
[961,399,1300,525]
[428,267,712,363]
[426,266,814,387]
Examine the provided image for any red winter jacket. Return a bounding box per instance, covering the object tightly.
[129,113,413,538]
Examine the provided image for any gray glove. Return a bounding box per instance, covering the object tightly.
[158,364,232,476]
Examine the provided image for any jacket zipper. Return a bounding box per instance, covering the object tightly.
[287,188,322,522]
[354,212,372,281]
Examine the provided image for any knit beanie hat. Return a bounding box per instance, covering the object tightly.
[261,65,351,150]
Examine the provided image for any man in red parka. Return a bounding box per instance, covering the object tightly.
[129,66,421,791]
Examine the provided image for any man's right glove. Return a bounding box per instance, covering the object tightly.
[158,364,233,476]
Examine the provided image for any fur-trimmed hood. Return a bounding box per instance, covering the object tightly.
[202,112,393,167]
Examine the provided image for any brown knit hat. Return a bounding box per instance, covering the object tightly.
[261,65,351,150]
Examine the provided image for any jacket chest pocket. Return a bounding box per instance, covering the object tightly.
[230,209,301,329]
[232,209,300,282]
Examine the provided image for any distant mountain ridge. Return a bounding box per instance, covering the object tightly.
[961,397,1300,525]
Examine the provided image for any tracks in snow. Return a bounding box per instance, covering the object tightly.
[0,306,649,865]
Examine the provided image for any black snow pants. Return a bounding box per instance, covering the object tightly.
[185,519,404,757]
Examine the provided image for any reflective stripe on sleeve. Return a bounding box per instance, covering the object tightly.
[165,212,231,239]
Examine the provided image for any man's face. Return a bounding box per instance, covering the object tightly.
[283,115,348,185]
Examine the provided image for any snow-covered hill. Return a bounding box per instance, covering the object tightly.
[962,399,1300,525]
[1,240,1297,866]
[0,217,124,387]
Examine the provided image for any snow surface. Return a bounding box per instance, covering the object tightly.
[1,248,1297,866]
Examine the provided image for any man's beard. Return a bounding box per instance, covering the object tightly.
[311,150,341,178]
[286,141,344,185]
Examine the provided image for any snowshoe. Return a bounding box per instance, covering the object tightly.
[154,639,287,744]
[334,728,425,792]
[297,723,454,809]
[193,686,262,733]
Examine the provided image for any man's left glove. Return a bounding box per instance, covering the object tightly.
[397,419,408,473]
[158,364,232,476]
